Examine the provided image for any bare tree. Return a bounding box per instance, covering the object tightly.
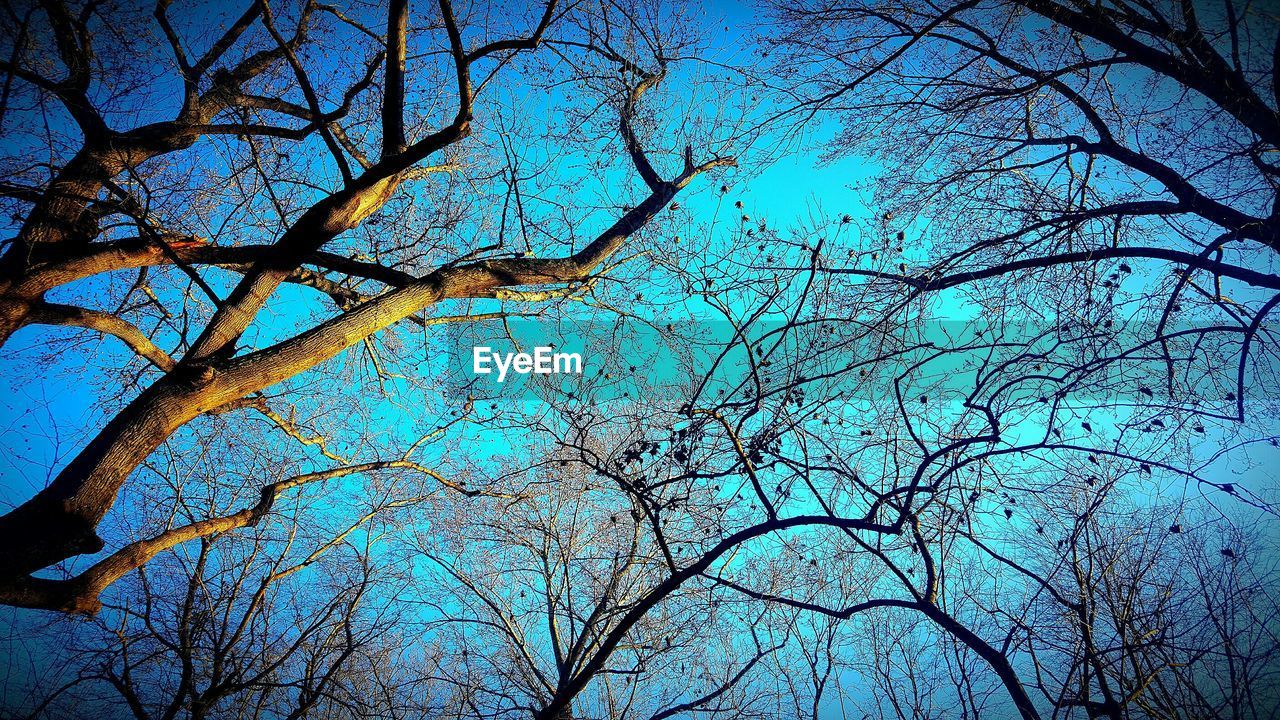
[682,0,1280,717]
[5,1,1280,718]
[8,454,444,720]
[401,451,797,719]
[0,0,736,609]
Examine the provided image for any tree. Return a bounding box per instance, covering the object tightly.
[0,0,735,609]
[694,0,1280,716]
[401,452,796,719]
[8,457,440,720]
[5,1,1280,718]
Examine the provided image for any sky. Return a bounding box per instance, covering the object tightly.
[2,0,1279,716]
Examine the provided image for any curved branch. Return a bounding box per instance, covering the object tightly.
[27,301,175,371]
[0,460,430,614]
[708,578,1042,720]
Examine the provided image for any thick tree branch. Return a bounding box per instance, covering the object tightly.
[381,0,410,157]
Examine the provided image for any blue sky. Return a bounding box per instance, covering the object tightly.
[2,1,1279,715]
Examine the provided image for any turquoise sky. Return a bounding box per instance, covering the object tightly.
[2,1,1278,716]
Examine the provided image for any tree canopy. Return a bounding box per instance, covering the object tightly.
[1,1,1278,719]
